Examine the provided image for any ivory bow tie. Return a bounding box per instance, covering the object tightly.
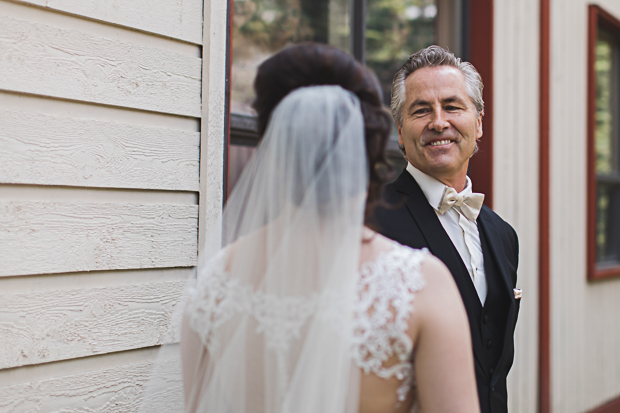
[437,187,485,221]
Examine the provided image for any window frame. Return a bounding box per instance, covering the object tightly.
[587,4,620,281]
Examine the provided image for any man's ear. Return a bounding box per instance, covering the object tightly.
[476,116,483,139]
[397,125,404,145]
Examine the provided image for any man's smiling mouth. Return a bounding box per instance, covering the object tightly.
[429,139,452,146]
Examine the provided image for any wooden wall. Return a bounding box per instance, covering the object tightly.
[495,1,620,411]
[0,0,227,410]
[493,1,541,411]
[549,0,620,411]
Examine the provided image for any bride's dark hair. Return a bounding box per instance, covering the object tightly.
[253,42,393,222]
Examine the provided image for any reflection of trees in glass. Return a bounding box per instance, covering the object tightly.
[595,39,613,175]
[365,0,436,104]
[597,182,620,264]
[235,0,324,50]
[231,0,350,114]
[595,35,620,265]
[597,184,611,261]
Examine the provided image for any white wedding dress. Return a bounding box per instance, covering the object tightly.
[184,240,428,413]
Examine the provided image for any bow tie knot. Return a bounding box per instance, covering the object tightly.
[438,187,484,221]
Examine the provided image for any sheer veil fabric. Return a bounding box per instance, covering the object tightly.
[180,86,368,413]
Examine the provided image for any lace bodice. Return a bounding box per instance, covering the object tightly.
[351,242,428,405]
[186,241,428,407]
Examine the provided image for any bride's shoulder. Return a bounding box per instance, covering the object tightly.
[194,232,256,282]
[361,232,428,269]
[360,233,455,291]
[197,247,229,276]
[358,234,429,292]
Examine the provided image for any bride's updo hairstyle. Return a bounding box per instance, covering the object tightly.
[253,42,393,222]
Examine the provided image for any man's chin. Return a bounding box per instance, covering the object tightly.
[417,159,468,179]
[420,154,460,170]
[422,143,460,159]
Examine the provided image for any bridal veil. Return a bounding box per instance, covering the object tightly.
[142,85,369,413]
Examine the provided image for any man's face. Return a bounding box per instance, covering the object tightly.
[397,66,482,189]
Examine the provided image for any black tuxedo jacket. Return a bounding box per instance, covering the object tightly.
[371,170,519,413]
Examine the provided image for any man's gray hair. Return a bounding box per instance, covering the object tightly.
[390,45,485,127]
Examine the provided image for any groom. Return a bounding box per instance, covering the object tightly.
[372,46,520,413]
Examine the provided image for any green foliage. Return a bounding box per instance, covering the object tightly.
[595,39,613,175]
[233,0,327,52]
[365,0,436,103]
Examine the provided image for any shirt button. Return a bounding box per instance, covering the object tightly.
[491,387,495,392]
[486,340,492,349]
[483,315,488,324]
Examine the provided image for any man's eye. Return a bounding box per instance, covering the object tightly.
[446,105,461,111]
[413,108,429,115]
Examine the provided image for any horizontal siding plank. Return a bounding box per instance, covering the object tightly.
[0,201,198,276]
[13,0,203,45]
[0,15,201,117]
[0,281,188,369]
[0,355,183,412]
[0,109,200,191]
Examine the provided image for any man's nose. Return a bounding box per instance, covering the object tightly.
[428,108,450,132]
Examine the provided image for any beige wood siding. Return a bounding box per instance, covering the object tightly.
[550,0,620,412]
[0,281,186,369]
[0,347,182,412]
[0,0,226,410]
[0,13,202,117]
[12,0,203,44]
[493,1,541,412]
[0,109,200,191]
[1,202,198,276]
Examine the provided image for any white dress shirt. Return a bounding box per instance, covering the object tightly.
[406,163,488,304]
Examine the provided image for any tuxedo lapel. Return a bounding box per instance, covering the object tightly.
[477,210,513,301]
[393,172,487,369]
[395,174,465,280]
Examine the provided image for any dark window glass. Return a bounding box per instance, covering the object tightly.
[595,31,620,267]
[365,0,437,105]
[229,0,353,192]
[229,144,256,191]
[231,0,351,116]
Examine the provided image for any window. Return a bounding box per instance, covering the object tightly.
[588,5,620,280]
[228,0,358,192]
[227,0,467,192]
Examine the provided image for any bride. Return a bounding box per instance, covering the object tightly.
[180,43,480,413]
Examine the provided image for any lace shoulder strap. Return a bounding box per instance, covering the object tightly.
[185,248,236,353]
[351,242,429,403]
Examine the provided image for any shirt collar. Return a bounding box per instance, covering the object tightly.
[405,162,473,212]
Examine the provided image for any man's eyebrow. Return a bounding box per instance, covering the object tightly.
[409,99,430,108]
[442,96,467,104]
[408,96,467,110]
